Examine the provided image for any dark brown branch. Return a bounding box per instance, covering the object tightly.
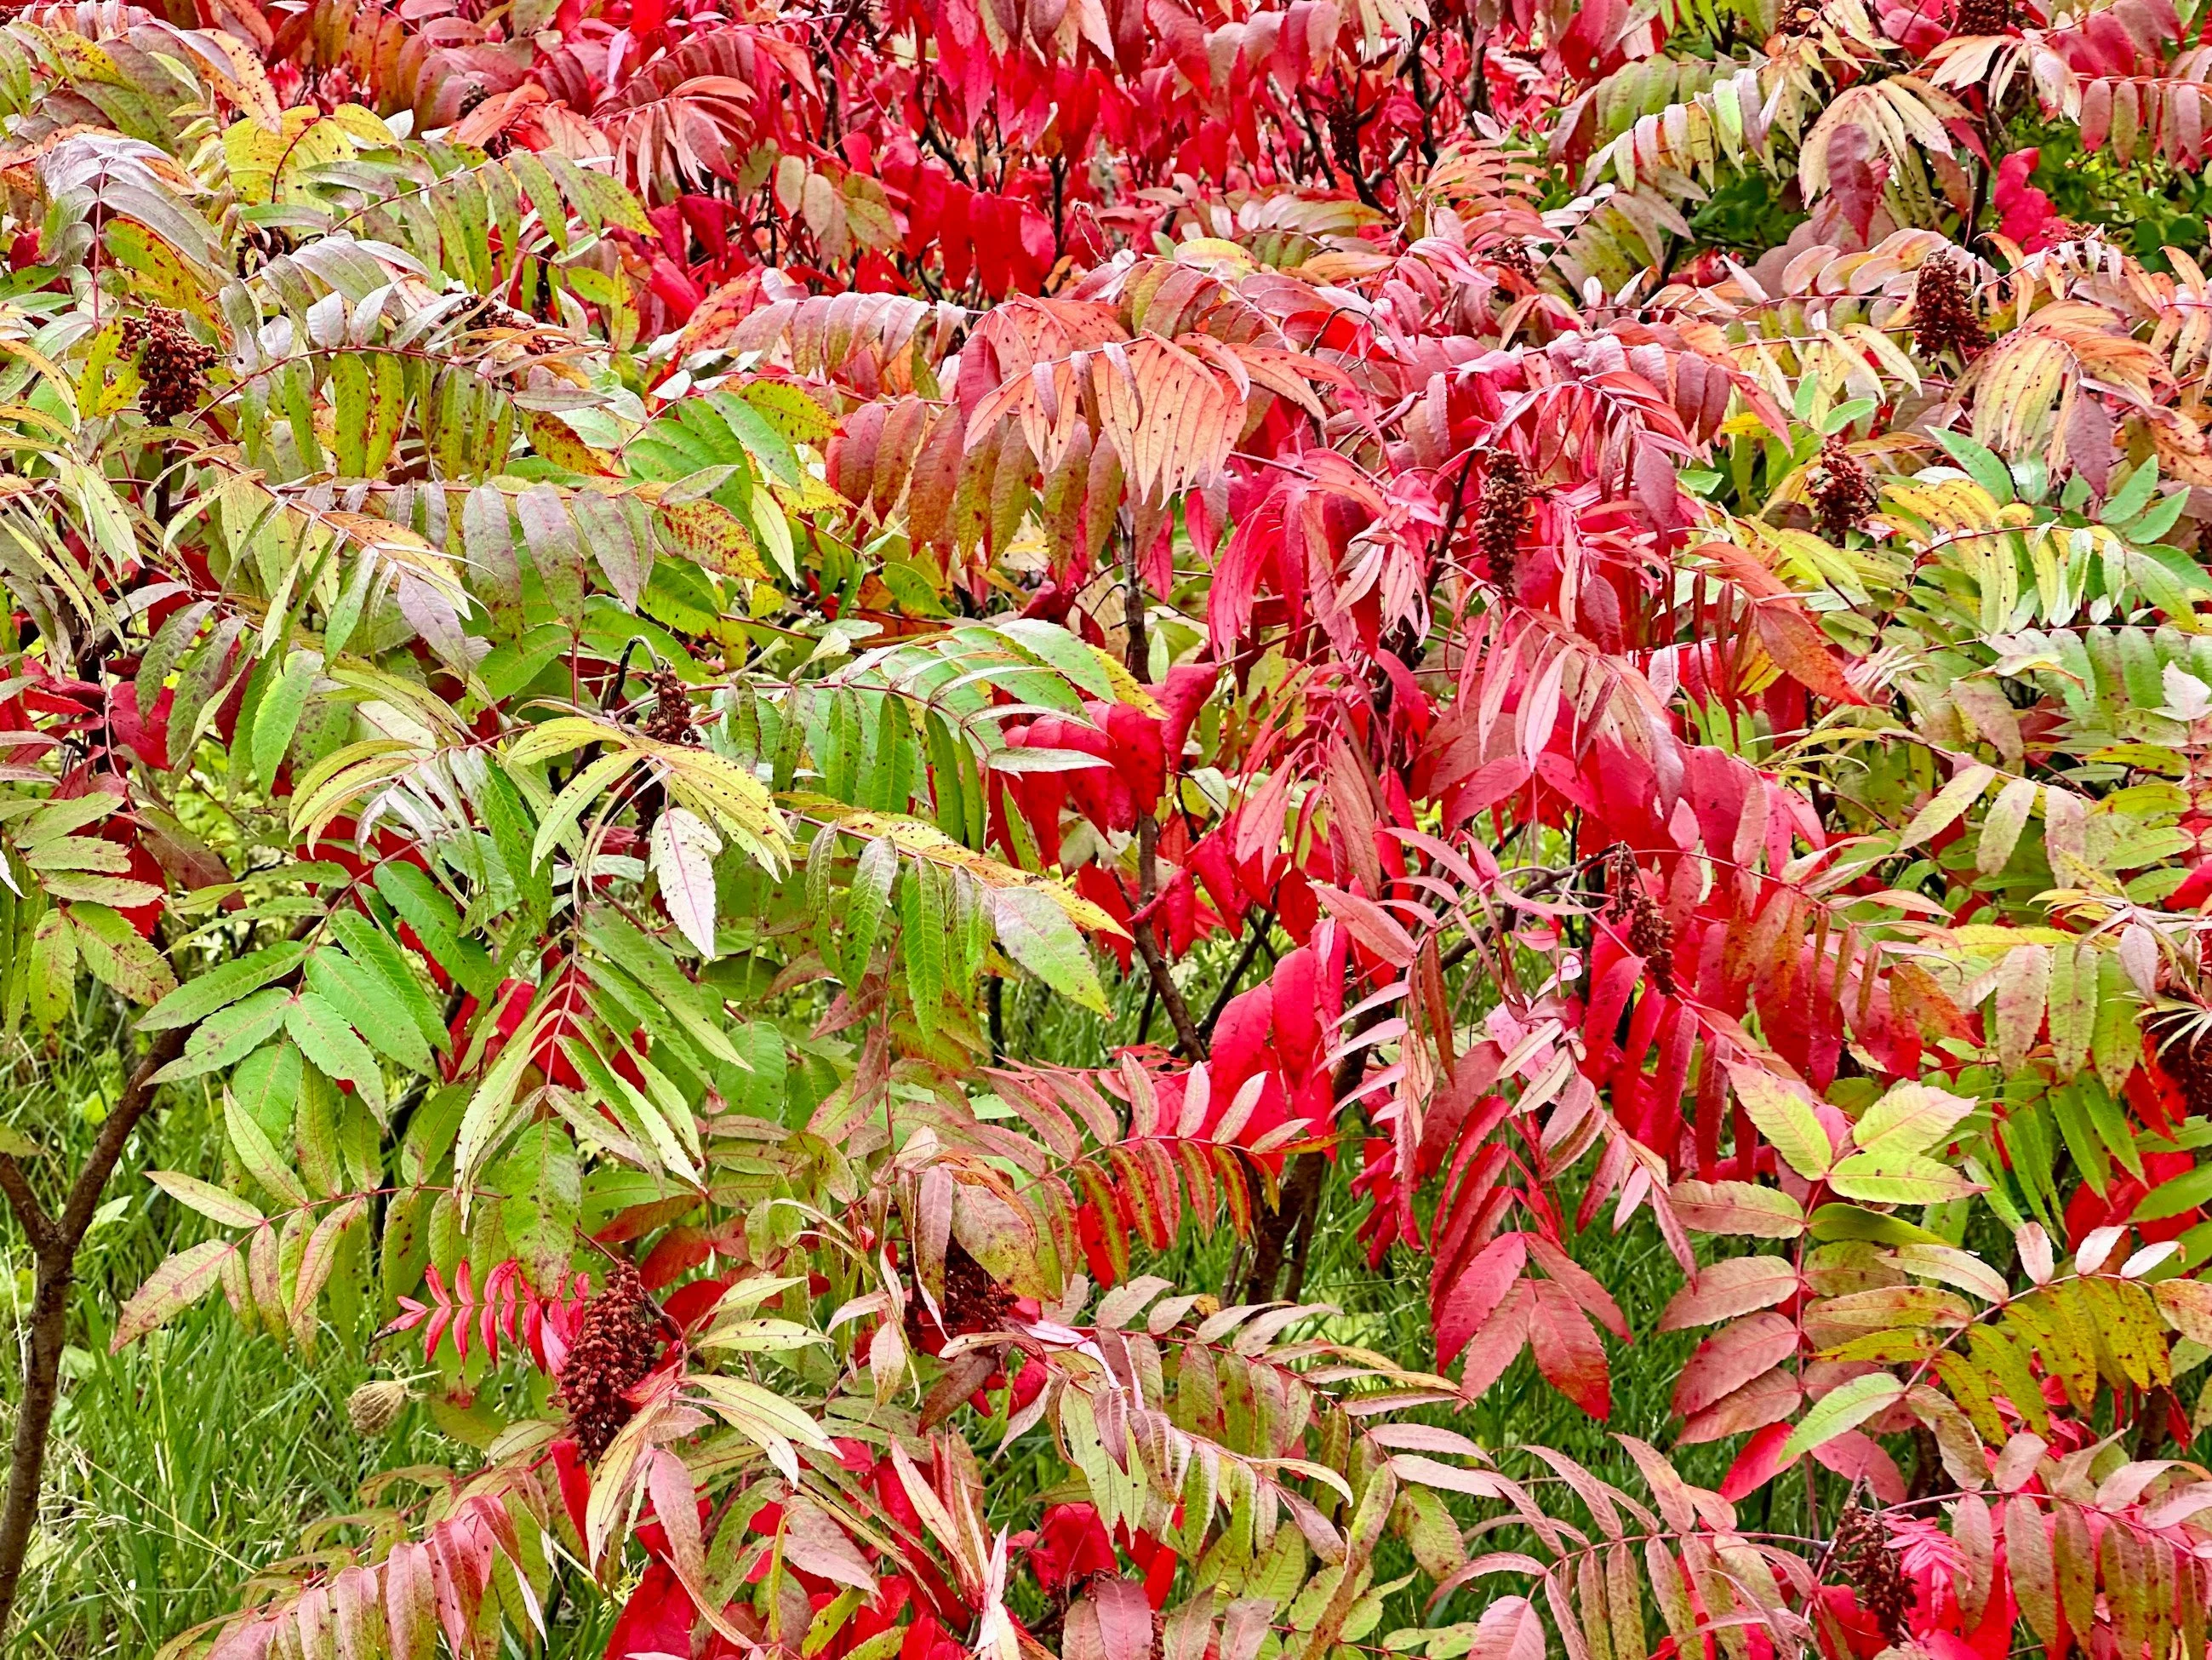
[0,1023,186,1638]
[2135,1383,2178,1461]
[1123,534,1205,1062]
[0,1156,53,1253]
[1237,996,1394,1303]
[1130,820,1206,1062]
[1199,907,1277,1045]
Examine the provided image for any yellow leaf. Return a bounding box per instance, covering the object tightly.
[223,107,363,206]
[659,498,771,581]
[521,408,617,477]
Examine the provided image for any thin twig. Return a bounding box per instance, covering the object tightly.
[1199,907,1277,1044]
[1121,535,1205,1061]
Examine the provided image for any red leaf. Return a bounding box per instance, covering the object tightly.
[1751,599,1868,706]
[1809,1428,1907,1503]
[1434,1233,1527,1365]
[1456,1279,1535,1400]
[1995,148,2063,251]
[1718,1422,1797,1500]
[1672,1311,1799,1417]
[1529,1279,1611,1419]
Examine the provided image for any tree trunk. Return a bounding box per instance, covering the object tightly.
[0,1243,72,1634]
[0,1024,185,1637]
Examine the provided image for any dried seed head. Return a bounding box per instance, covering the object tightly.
[2166,1026,2212,1119]
[643,666,698,747]
[1626,895,1678,995]
[905,1239,1017,1345]
[1831,1502,1914,1645]
[1911,255,1989,363]
[1810,434,1881,543]
[1487,240,1538,283]
[1326,93,1363,180]
[346,1379,412,1436]
[1952,0,2012,32]
[1606,847,1678,996]
[1474,454,1534,604]
[557,1261,662,1462]
[121,306,218,426]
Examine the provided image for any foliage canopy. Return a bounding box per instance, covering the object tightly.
[13,0,2212,1653]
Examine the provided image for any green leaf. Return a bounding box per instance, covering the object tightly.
[1724,1061,1833,1181]
[479,765,551,923]
[37,873,163,908]
[991,885,1109,1016]
[70,903,176,1005]
[1852,1080,1976,1162]
[252,650,323,793]
[497,1120,580,1290]
[138,599,213,715]
[903,860,944,1037]
[2048,1082,2111,1196]
[2116,487,2191,546]
[168,615,249,770]
[23,838,129,874]
[993,618,1119,700]
[284,989,387,1119]
[326,912,446,1056]
[2101,457,2160,525]
[1935,430,2015,505]
[331,352,370,477]
[843,837,896,982]
[736,379,835,445]
[366,352,406,477]
[455,998,543,1191]
[562,1032,698,1185]
[583,913,741,1067]
[2091,951,2138,1097]
[18,795,120,846]
[706,391,801,484]
[2136,1160,2212,1222]
[26,908,75,1033]
[1825,1152,1977,1205]
[1819,398,1877,437]
[233,1039,300,1148]
[154,991,293,1082]
[2080,1073,2144,1181]
[807,821,837,964]
[141,942,306,1031]
[305,948,433,1073]
[226,1081,310,1208]
[374,862,497,999]
[1807,1203,1947,1245]
[529,748,637,871]
[866,695,915,815]
[1781,1372,1906,1461]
